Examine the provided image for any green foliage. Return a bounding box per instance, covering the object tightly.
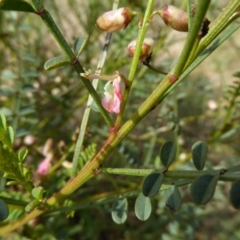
[191,141,208,170]
[0,199,8,221]
[230,179,240,209]
[78,143,97,169]
[44,56,70,71]
[0,113,33,193]
[0,0,34,13]
[74,35,89,57]
[0,0,240,238]
[165,186,182,212]
[111,197,128,224]
[142,172,164,197]
[190,173,219,205]
[134,193,152,221]
[160,141,177,168]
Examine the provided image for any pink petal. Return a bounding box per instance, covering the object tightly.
[37,157,51,176]
[102,77,124,114]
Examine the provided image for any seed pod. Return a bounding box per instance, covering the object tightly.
[96,7,133,32]
[127,38,154,61]
[160,5,188,32]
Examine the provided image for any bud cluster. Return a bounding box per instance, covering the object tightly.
[93,5,209,114]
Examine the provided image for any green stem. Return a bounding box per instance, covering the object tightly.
[194,0,240,58]
[31,0,113,127]
[1,1,239,235]
[71,0,119,177]
[114,0,154,128]
[172,0,211,76]
[100,168,240,182]
[187,0,195,30]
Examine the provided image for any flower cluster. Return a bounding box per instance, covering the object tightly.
[94,5,197,114]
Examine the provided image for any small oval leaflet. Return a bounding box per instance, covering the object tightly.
[219,128,240,141]
[229,178,240,209]
[0,199,9,221]
[192,141,208,170]
[160,141,177,168]
[44,56,70,71]
[190,173,219,205]
[0,0,35,13]
[74,36,89,57]
[5,126,14,147]
[32,186,45,200]
[111,197,128,224]
[142,172,164,198]
[18,149,28,162]
[0,113,7,141]
[165,186,182,212]
[135,193,152,221]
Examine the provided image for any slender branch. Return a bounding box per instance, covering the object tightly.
[114,0,154,128]
[31,0,113,127]
[100,168,240,182]
[172,1,211,76]
[71,1,119,177]
[1,1,239,235]
[194,0,240,58]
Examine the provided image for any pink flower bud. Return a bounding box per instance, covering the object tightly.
[160,5,188,32]
[127,38,154,61]
[37,157,51,176]
[96,7,133,32]
[102,75,125,114]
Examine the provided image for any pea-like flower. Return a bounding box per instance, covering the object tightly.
[102,75,125,114]
[127,38,154,61]
[37,157,51,176]
[159,5,188,32]
[96,7,133,32]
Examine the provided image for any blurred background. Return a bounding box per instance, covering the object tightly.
[0,0,240,239]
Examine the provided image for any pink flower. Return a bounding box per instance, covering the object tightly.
[37,157,51,176]
[96,7,133,32]
[102,76,125,114]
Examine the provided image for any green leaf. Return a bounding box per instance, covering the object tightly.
[134,193,152,221]
[165,186,182,212]
[142,172,164,197]
[0,199,9,221]
[21,54,37,62]
[219,128,240,141]
[5,126,14,147]
[0,0,34,13]
[111,197,128,224]
[3,172,16,180]
[6,181,18,186]
[21,84,37,93]
[191,141,208,170]
[19,107,35,116]
[32,186,45,200]
[44,56,70,71]
[0,113,7,140]
[229,179,240,210]
[21,70,39,78]
[160,141,177,168]
[74,35,89,56]
[18,149,28,162]
[190,173,219,205]
[25,199,40,213]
